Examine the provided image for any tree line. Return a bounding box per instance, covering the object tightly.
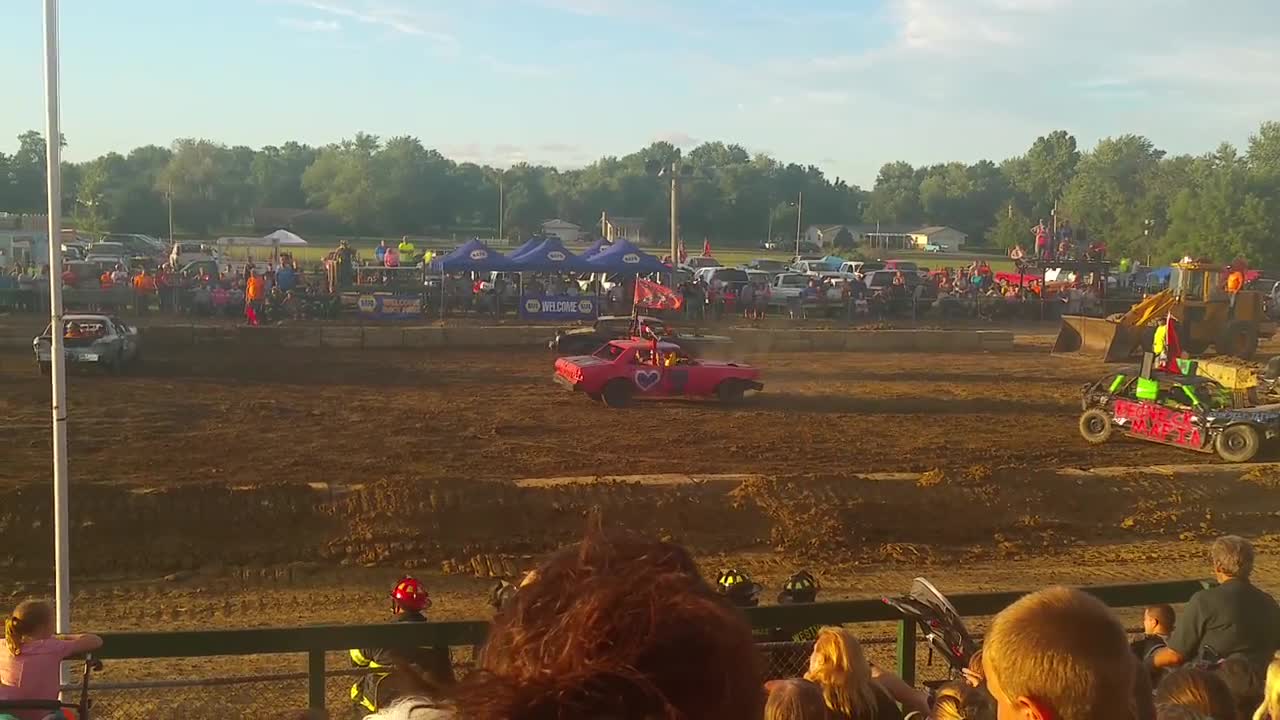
[2,123,1278,266]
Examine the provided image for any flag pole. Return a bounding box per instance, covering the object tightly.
[42,0,73,638]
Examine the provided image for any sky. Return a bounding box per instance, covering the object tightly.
[4,0,1280,186]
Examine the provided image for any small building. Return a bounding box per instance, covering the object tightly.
[600,213,649,246]
[540,218,581,246]
[803,225,858,249]
[908,226,967,251]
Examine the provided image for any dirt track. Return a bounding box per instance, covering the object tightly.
[0,344,1176,488]
[3,341,1280,626]
[8,339,1280,717]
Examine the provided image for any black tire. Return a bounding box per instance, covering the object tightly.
[1215,424,1261,463]
[717,380,746,404]
[1078,409,1113,445]
[1265,356,1280,380]
[601,379,632,408]
[1218,322,1259,359]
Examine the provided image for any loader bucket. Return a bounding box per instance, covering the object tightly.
[1052,315,1143,363]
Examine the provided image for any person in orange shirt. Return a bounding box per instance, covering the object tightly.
[1226,260,1246,310]
[99,270,113,289]
[244,271,265,326]
[132,270,157,314]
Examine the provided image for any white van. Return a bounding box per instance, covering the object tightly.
[170,241,220,267]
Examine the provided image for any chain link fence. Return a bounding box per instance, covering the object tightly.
[71,647,479,720]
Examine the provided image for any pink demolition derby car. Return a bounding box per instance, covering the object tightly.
[553,339,763,408]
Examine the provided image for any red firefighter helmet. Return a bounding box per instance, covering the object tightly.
[390,576,431,612]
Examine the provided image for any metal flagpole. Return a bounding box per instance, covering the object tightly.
[42,0,72,638]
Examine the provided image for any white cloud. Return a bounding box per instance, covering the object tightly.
[278,17,341,32]
[655,131,699,147]
[283,0,457,47]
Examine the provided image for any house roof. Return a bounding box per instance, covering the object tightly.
[912,226,966,237]
[604,216,646,227]
[541,218,581,230]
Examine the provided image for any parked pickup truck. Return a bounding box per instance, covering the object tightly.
[553,339,763,407]
[769,273,812,303]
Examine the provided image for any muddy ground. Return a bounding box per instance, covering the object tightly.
[7,339,1280,715]
[0,344,1176,488]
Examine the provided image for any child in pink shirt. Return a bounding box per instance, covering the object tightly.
[0,600,102,720]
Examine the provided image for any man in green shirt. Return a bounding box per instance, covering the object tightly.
[1153,535,1280,671]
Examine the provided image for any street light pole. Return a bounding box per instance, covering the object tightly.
[794,191,803,256]
[42,0,72,639]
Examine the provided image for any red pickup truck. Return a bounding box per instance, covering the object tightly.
[553,339,763,407]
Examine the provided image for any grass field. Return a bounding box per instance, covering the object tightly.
[216,236,1016,273]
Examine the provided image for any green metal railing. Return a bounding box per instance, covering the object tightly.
[92,578,1210,711]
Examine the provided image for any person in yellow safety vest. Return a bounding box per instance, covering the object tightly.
[349,577,455,714]
[1153,321,1169,365]
[398,237,417,264]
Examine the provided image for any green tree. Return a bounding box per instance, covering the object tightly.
[1007,130,1080,219]
[302,134,381,232]
[866,161,920,224]
[158,139,253,234]
[989,204,1031,250]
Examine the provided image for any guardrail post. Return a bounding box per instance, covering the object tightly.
[308,649,325,710]
[896,619,916,687]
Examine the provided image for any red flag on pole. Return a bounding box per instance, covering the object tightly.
[701,238,713,257]
[1163,313,1182,373]
[634,277,684,311]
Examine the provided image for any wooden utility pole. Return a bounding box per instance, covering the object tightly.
[670,168,679,264]
[794,191,804,256]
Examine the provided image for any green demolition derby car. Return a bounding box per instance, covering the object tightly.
[1078,368,1280,463]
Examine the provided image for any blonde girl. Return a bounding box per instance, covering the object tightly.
[1254,653,1280,720]
[805,627,901,720]
[0,600,102,720]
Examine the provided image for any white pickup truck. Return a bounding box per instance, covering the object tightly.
[769,273,812,304]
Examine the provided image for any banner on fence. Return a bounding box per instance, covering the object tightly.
[356,293,422,319]
[519,294,598,320]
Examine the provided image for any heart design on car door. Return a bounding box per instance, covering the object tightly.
[634,370,661,391]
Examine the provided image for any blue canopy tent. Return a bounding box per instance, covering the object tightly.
[508,237,545,260]
[582,238,611,258]
[429,239,516,272]
[1147,266,1173,284]
[820,255,847,270]
[583,239,670,274]
[509,237,594,272]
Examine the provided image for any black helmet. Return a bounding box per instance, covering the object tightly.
[715,568,761,608]
[778,570,819,604]
[490,579,519,613]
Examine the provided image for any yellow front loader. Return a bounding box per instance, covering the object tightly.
[1053,262,1274,362]
[1053,289,1174,362]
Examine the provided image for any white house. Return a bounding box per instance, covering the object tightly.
[908,226,967,251]
[540,218,581,246]
[600,213,649,246]
[802,224,857,249]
